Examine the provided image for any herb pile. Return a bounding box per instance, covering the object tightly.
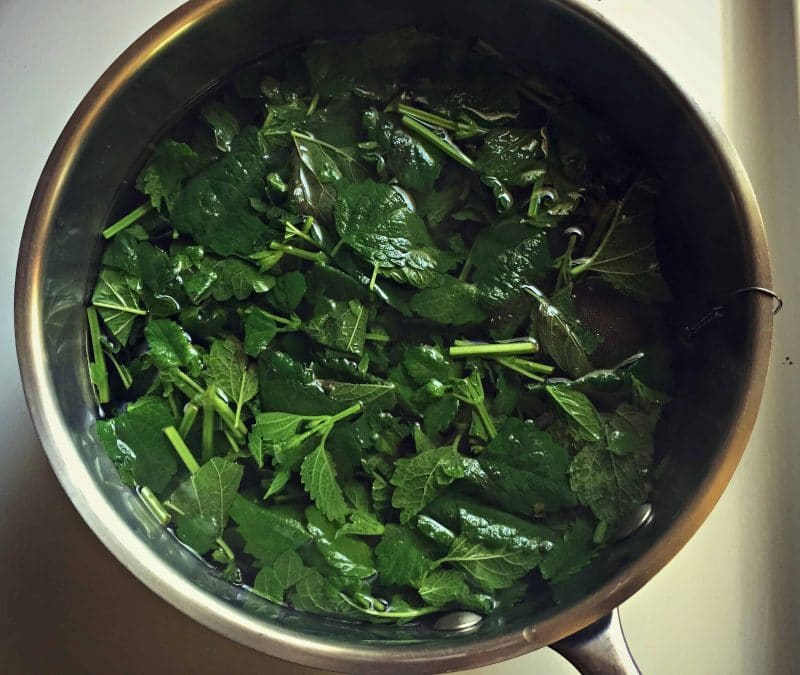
[87,30,675,623]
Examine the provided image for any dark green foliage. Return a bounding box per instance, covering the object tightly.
[88,30,674,625]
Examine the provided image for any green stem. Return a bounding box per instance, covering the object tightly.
[339,593,439,620]
[327,402,363,425]
[223,429,241,455]
[369,263,380,291]
[555,233,578,291]
[139,486,171,525]
[330,239,345,257]
[306,92,320,116]
[396,103,486,138]
[202,386,215,462]
[102,202,153,239]
[400,115,475,169]
[173,370,247,439]
[91,301,147,316]
[164,425,201,474]
[290,130,365,168]
[103,348,133,389]
[570,180,638,278]
[457,240,476,282]
[473,401,498,439]
[365,332,390,342]
[166,390,179,419]
[449,340,538,357]
[285,222,321,248]
[492,356,547,382]
[178,403,199,438]
[216,537,236,560]
[270,241,327,263]
[253,308,297,327]
[86,307,110,404]
[593,519,608,545]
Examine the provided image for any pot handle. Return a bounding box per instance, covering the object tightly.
[550,609,641,675]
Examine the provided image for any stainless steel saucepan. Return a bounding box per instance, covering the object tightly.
[15,1,775,672]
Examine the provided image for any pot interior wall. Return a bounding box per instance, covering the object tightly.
[32,0,765,658]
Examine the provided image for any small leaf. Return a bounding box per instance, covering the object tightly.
[244,309,279,357]
[135,139,203,212]
[202,101,240,152]
[208,337,258,415]
[229,496,310,564]
[301,441,349,523]
[546,384,603,443]
[337,511,385,538]
[390,445,469,523]
[438,536,537,591]
[305,506,376,579]
[418,569,471,606]
[306,297,367,355]
[145,318,201,376]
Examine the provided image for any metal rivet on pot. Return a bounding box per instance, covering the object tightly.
[433,611,483,633]
[616,503,654,541]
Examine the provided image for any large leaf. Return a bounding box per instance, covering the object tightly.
[528,285,601,377]
[96,397,177,494]
[168,457,243,552]
[136,139,203,212]
[375,524,433,586]
[145,318,201,376]
[306,297,367,355]
[546,384,603,443]
[229,496,310,564]
[305,506,376,579]
[363,109,443,192]
[91,268,145,346]
[334,180,448,288]
[172,127,271,257]
[289,132,367,223]
[437,536,537,591]
[390,445,473,523]
[410,276,487,326]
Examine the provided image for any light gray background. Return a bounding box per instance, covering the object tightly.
[1,1,798,673]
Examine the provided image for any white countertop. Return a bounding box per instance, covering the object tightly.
[1,2,797,673]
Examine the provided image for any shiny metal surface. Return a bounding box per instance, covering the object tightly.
[14,0,774,672]
[552,610,641,675]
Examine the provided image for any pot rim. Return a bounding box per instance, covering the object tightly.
[14,0,773,671]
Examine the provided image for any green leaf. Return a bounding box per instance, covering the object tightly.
[375,524,434,586]
[528,285,601,377]
[288,569,359,617]
[337,511,385,538]
[96,397,177,494]
[254,411,306,443]
[410,276,487,326]
[472,223,551,306]
[263,467,291,500]
[569,443,648,524]
[475,127,546,186]
[202,101,240,152]
[321,381,396,407]
[402,345,451,385]
[244,308,279,357]
[470,418,575,515]
[540,518,598,584]
[211,258,274,302]
[334,180,447,288]
[229,496,310,564]
[363,109,443,193]
[579,180,670,302]
[135,139,203,212]
[91,268,145,346]
[289,132,368,223]
[390,445,470,523]
[269,271,306,313]
[306,297,367,355]
[172,127,272,257]
[208,336,258,417]
[422,397,459,437]
[417,569,471,607]
[546,384,603,443]
[606,402,659,461]
[253,549,304,603]
[168,457,243,552]
[305,506,376,579]
[301,441,348,523]
[145,318,201,376]
[437,536,537,591]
